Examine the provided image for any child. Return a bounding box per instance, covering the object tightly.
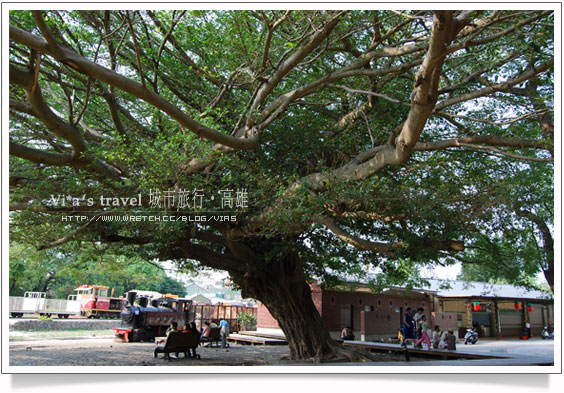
[445,330,457,350]
[414,315,431,350]
[432,325,441,349]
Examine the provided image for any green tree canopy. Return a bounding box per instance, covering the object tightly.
[9,240,186,298]
[9,10,554,360]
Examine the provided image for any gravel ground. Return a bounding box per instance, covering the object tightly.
[9,337,298,367]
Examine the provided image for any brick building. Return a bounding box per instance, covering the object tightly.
[257,283,443,341]
[256,279,553,341]
[425,279,554,339]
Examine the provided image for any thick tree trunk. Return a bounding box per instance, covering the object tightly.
[230,250,341,361]
[175,237,373,362]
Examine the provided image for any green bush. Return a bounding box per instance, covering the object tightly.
[237,312,257,329]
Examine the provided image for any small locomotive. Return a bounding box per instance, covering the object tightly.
[74,284,125,318]
[113,291,192,342]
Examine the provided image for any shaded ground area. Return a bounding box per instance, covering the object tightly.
[10,338,293,366]
[8,321,554,367]
[9,337,418,366]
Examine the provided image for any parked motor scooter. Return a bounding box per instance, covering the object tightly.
[541,326,554,339]
[464,328,479,344]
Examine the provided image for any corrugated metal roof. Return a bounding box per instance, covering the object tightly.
[419,279,552,300]
[323,274,552,300]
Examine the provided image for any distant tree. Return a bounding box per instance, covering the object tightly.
[9,241,185,298]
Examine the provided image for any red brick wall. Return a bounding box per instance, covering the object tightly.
[361,310,401,336]
[432,312,459,332]
[256,302,280,329]
[322,289,431,332]
[256,285,324,330]
[256,286,432,339]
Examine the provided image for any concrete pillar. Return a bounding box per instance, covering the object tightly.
[466,299,472,329]
[360,310,366,342]
[492,301,500,339]
[520,301,527,337]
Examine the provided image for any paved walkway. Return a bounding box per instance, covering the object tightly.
[338,338,554,366]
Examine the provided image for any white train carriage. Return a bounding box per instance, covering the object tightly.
[9,292,81,318]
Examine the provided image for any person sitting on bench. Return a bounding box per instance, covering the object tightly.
[341,326,355,340]
[186,322,199,357]
[156,322,178,357]
[188,321,199,333]
[201,321,211,340]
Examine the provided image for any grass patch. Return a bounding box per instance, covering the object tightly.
[9,329,114,342]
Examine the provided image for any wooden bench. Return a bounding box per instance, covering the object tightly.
[153,332,201,360]
[200,327,222,347]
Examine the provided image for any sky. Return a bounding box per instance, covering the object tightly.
[163,259,464,288]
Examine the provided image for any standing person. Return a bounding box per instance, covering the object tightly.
[414,315,431,350]
[413,307,424,347]
[402,307,414,347]
[525,321,532,339]
[219,318,230,348]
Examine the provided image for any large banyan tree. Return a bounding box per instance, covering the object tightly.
[9,10,554,361]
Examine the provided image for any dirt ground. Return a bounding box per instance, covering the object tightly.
[9,337,292,367]
[9,336,412,367]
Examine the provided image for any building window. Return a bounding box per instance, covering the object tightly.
[330,296,335,305]
[378,299,382,307]
[359,298,363,305]
[387,315,391,321]
[389,300,393,308]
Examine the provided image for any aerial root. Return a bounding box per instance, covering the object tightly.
[281,344,379,363]
[305,346,380,363]
[330,346,380,363]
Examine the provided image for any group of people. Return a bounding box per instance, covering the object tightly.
[200,319,231,347]
[155,318,231,357]
[401,307,456,350]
